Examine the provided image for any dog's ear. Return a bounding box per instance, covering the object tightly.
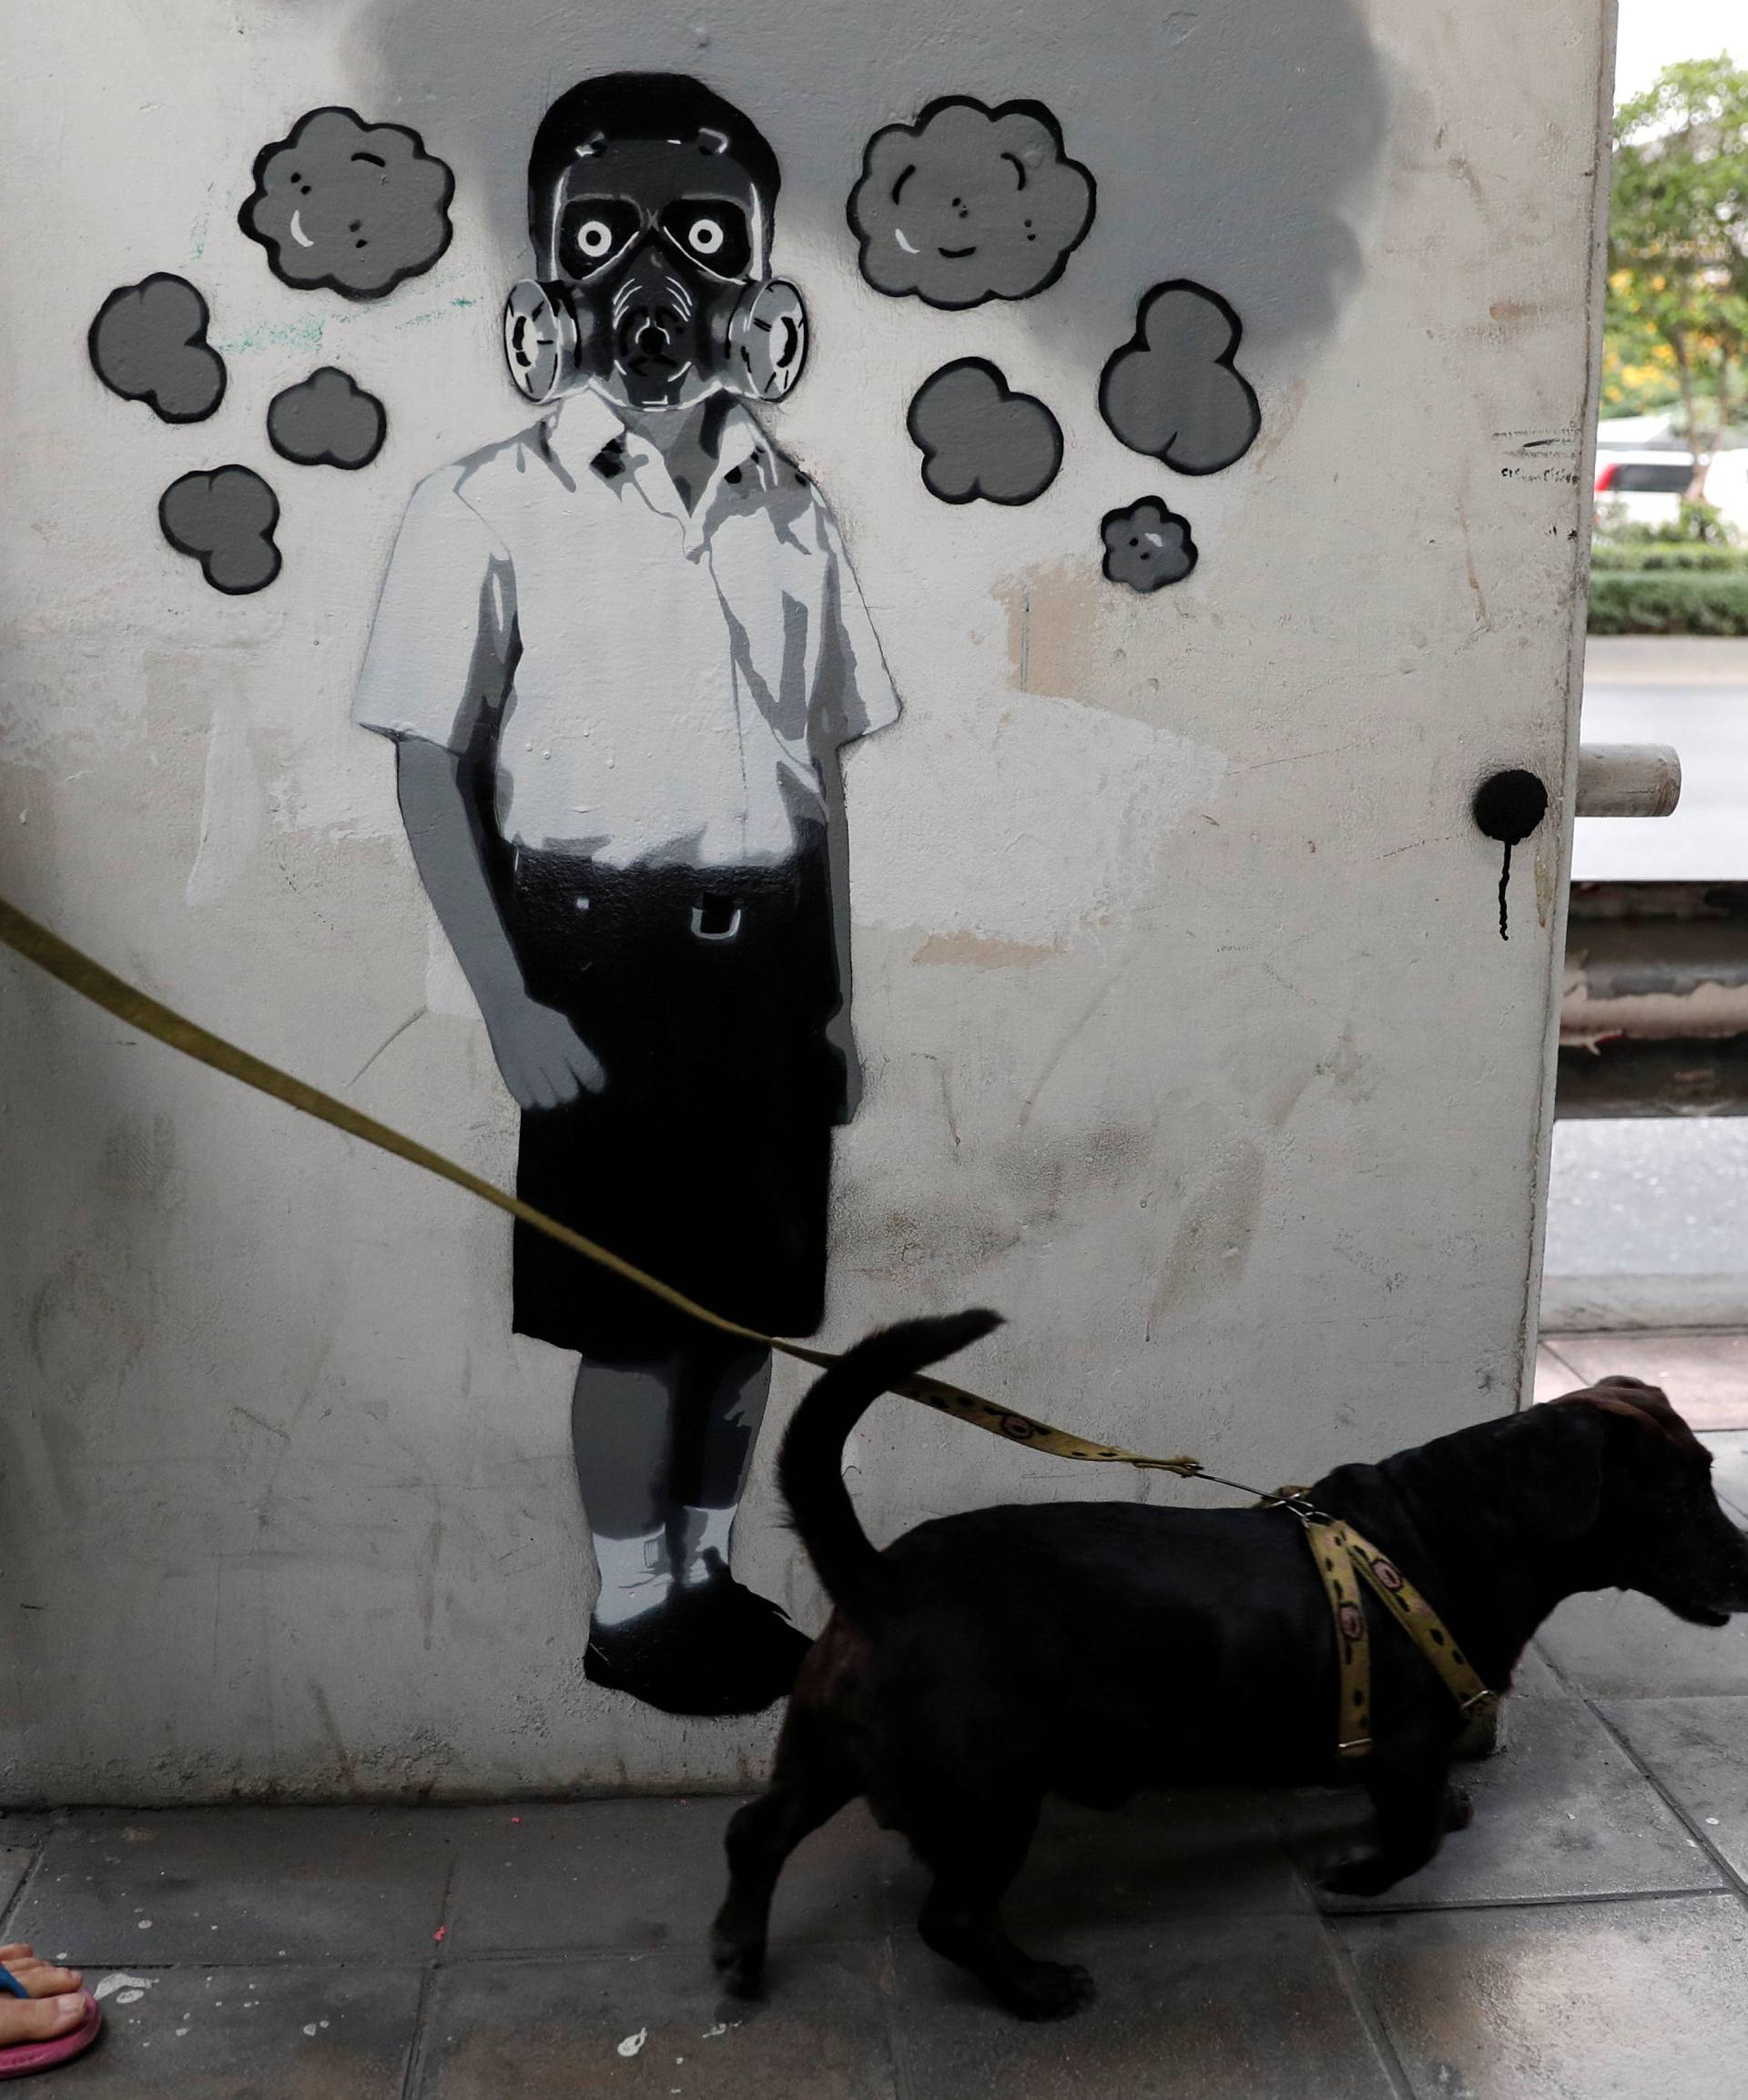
[1508,1402,1610,1542]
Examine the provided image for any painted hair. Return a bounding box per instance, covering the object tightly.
[527,74,781,244]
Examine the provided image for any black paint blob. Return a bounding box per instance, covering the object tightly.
[1471,769,1549,942]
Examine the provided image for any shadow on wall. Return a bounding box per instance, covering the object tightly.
[346,0,1388,371]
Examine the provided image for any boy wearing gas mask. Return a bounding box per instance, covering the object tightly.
[352,75,899,1717]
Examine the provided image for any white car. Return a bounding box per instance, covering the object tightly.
[1593,445,1748,534]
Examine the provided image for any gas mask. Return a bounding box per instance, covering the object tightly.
[503,129,808,411]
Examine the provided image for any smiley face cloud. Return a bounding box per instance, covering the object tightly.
[1101,498,1197,594]
[849,97,1094,309]
[239,107,453,299]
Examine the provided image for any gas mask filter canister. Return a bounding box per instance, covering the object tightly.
[502,271,808,406]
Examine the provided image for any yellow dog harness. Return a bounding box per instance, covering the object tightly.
[1296,1509,1498,1758]
[0,894,1500,1763]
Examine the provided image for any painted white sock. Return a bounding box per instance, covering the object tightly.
[591,1529,673,1628]
[676,1504,735,1587]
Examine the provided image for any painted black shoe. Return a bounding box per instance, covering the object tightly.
[584,1564,810,1717]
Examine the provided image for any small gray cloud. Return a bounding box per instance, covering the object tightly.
[159,467,282,596]
[240,106,453,300]
[907,360,1062,505]
[1102,498,1197,594]
[1100,281,1261,474]
[849,97,1094,310]
[268,366,386,469]
[87,274,226,423]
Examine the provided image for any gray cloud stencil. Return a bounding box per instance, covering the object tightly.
[1102,498,1197,593]
[907,360,1062,505]
[239,107,453,299]
[1100,281,1261,475]
[849,97,1094,309]
[159,466,282,596]
[87,274,226,423]
[268,367,387,469]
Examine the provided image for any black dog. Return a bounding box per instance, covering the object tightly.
[714,1311,1748,2019]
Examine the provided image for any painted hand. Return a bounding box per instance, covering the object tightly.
[486,991,605,1108]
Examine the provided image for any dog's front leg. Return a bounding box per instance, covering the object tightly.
[1318,1757,1455,1898]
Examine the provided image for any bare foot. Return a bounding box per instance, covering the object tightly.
[0,1944,86,2048]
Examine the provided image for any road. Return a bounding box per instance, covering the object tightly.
[1544,637,1748,1315]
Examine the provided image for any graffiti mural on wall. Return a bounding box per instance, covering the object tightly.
[239,107,454,300]
[848,96,1095,308]
[907,359,1062,505]
[352,74,899,1719]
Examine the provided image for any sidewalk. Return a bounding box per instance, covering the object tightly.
[1537,1329,1748,1427]
[10,1456,1748,2100]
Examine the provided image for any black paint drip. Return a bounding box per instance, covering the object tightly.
[1471,770,1549,942]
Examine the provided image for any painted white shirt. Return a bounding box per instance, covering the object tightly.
[353,393,901,867]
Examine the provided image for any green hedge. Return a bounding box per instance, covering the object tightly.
[1588,570,1748,635]
[1589,541,1748,573]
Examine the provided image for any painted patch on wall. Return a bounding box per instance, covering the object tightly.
[87,274,226,424]
[268,367,387,469]
[907,360,1062,505]
[158,465,281,595]
[1101,497,1197,592]
[239,107,454,299]
[353,73,900,1723]
[1100,280,1261,474]
[848,96,1094,309]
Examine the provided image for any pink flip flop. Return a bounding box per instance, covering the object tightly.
[0,1993,102,2082]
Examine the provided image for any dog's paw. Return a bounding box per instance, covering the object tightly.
[1317,1852,1404,1900]
[1001,1959,1098,2022]
[710,1932,767,2001]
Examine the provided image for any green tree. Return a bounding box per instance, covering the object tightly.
[1609,55,1748,496]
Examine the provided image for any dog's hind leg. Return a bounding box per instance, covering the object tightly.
[712,1715,859,1999]
[912,1792,1096,2022]
[1319,1756,1456,1898]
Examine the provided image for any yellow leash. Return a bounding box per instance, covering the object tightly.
[0,894,1499,1747]
[0,895,1204,1475]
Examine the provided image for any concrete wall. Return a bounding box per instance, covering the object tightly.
[0,0,1611,1800]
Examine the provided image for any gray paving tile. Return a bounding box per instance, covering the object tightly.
[1340,1893,1748,2099]
[442,1795,899,1957]
[1290,1697,1722,1910]
[1536,1586,1748,1697]
[41,1961,422,2099]
[412,1942,898,2100]
[879,1790,1310,1935]
[1702,1430,1748,1522]
[9,1809,453,1963]
[889,1914,1397,2100]
[1601,1697,1748,1879]
[0,1846,36,1919]
[1509,1643,1569,1698]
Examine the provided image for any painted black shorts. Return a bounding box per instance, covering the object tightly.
[504,831,844,1364]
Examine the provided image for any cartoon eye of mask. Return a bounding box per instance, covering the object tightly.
[556,198,642,278]
[656,200,753,279]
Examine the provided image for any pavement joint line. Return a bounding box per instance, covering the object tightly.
[1313,1881,1732,1920]
[873,1931,917,2100]
[1311,1904,1418,2100]
[398,1852,459,2100]
[1585,1697,1748,1907]
[0,1831,52,1947]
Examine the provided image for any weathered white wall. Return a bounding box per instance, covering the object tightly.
[0,0,1610,1800]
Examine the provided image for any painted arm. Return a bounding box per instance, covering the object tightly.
[394,736,605,1108]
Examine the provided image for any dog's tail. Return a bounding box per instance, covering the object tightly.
[778,1310,1003,1624]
